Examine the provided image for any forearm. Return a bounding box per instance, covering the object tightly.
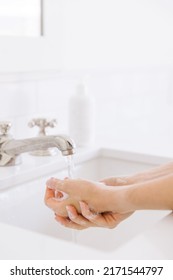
[124,174,173,212]
[127,162,173,184]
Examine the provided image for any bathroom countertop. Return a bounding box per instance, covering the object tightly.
[0,222,97,260]
[0,212,173,260]
[111,212,173,259]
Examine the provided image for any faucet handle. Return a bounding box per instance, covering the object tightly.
[0,121,12,136]
[28,118,57,136]
[28,118,58,156]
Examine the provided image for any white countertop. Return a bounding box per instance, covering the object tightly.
[0,222,97,260]
[1,212,173,260]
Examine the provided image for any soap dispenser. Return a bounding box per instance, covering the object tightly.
[69,83,95,147]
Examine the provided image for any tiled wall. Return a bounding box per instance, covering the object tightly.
[0,67,173,151]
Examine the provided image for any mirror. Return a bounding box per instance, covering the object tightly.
[0,0,42,37]
[0,0,62,73]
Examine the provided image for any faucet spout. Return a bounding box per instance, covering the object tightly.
[0,135,75,166]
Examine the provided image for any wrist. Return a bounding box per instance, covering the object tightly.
[109,185,135,213]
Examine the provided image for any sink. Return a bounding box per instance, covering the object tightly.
[0,148,171,257]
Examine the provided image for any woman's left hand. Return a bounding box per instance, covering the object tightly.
[54,201,132,230]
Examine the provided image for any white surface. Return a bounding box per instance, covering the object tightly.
[0,0,63,72]
[0,148,173,260]
[113,213,173,259]
[0,222,97,260]
[62,0,173,69]
[1,213,173,260]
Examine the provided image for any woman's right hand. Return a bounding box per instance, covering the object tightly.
[54,202,133,230]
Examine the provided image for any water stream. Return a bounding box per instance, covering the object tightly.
[65,155,75,179]
[65,155,77,243]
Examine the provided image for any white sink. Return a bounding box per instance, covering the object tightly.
[0,148,171,257]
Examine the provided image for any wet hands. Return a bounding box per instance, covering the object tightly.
[45,178,113,217]
[45,162,173,230]
[45,177,134,230]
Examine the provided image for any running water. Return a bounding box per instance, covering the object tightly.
[65,155,77,243]
[65,155,75,179]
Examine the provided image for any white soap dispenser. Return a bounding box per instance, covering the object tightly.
[69,82,95,147]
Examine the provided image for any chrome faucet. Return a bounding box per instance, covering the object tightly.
[0,122,75,166]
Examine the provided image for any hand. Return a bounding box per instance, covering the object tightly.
[45,178,114,217]
[54,202,133,230]
[45,177,134,229]
[45,177,135,215]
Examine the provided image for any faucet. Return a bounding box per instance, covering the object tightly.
[0,122,75,166]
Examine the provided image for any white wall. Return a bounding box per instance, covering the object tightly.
[62,0,173,69]
[1,67,173,157]
[0,1,173,156]
[1,0,173,72]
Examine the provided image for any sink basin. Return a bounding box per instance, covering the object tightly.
[0,148,171,258]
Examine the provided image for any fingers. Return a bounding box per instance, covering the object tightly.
[79,201,117,228]
[66,205,91,227]
[79,201,100,222]
[64,202,119,229]
[44,187,56,207]
[47,195,129,230]
[55,215,88,230]
[100,177,116,186]
[44,187,71,217]
[46,177,83,198]
[100,177,127,186]
[44,187,61,209]
[55,204,102,229]
[55,205,92,230]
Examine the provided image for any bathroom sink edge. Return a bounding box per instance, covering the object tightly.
[0,146,172,191]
